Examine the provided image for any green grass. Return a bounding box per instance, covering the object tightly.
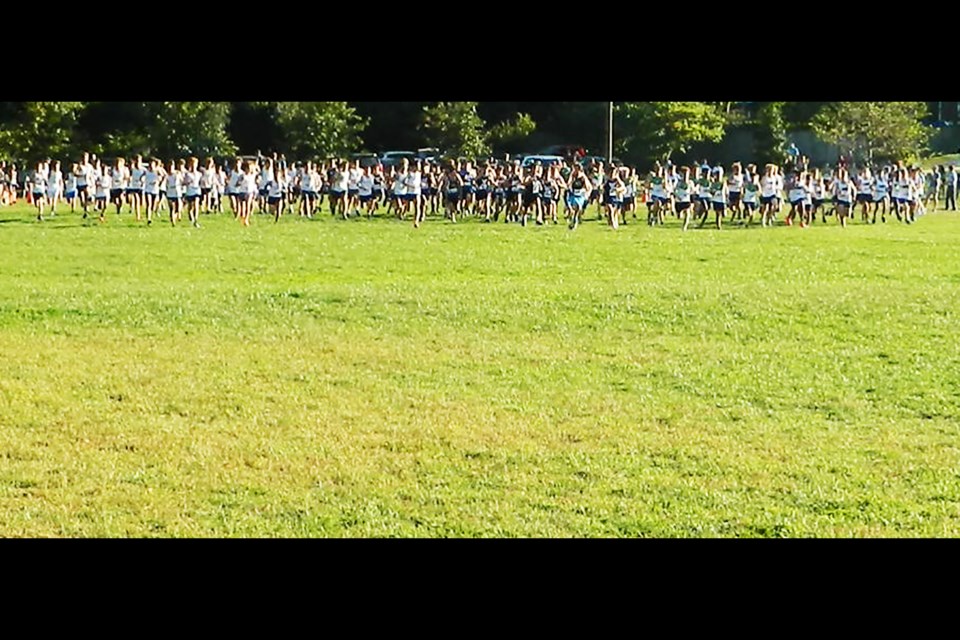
[1,200,959,537]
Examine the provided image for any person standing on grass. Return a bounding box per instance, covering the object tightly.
[565,164,592,230]
[94,168,112,223]
[31,162,48,221]
[45,160,63,216]
[164,160,182,226]
[944,165,958,211]
[183,157,202,228]
[127,156,145,220]
[358,165,377,219]
[439,162,463,224]
[298,161,318,218]
[110,158,127,217]
[266,168,286,222]
[142,159,163,225]
[199,158,215,214]
[832,167,854,228]
[405,160,424,228]
[63,166,78,213]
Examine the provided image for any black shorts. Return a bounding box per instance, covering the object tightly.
[77,185,88,195]
[675,202,691,212]
[743,201,758,211]
[110,189,123,200]
[267,196,281,205]
[712,202,726,212]
[856,193,872,204]
[623,196,635,206]
[760,195,777,206]
[445,192,460,204]
[728,192,741,206]
[523,194,540,207]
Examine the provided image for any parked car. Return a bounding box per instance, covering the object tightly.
[521,155,565,168]
[416,148,440,162]
[380,151,417,167]
[350,152,381,168]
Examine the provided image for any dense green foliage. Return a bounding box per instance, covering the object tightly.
[0,201,958,537]
[0,102,945,166]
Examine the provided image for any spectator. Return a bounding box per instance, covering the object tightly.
[945,166,957,211]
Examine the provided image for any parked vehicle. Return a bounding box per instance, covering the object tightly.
[380,151,417,167]
[521,155,565,168]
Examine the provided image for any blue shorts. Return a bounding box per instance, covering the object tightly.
[302,190,316,197]
[462,185,475,195]
[96,195,107,202]
[65,191,77,199]
[743,201,758,211]
[422,187,434,197]
[348,189,359,197]
[566,194,587,209]
[652,195,668,204]
[259,188,269,197]
[185,194,200,201]
[475,189,488,199]
[604,197,622,207]
[404,193,419,202]
[267,196,281,205]
[359,194,373,203]
[166,195,180,202]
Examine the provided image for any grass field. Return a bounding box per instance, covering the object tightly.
[1,199,958,537]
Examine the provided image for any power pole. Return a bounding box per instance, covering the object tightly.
[606,101,614,165]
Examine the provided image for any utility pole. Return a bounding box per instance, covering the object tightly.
[606,101,614,164]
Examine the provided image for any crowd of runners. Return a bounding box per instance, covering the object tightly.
[0,152,955,230]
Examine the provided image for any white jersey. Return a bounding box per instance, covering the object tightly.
[165,173,182,198]
[673,180,692,203]
[333,170,348,192]
[393,172,407,196]
[727,174,744,193]
[46,170,62,196]
[64,174,77,193]
[96,173,112,198]
[833,180,852,202]
[129,167,145,190]
[183,170,201,197]
[404,170,421,195]
[144,170,160,195]
[77,163,91,186]
[760,176,779,198]
[348,168,362,190]
[244,173,258,195]
[301,171,316,192]
[358,174,374,197]
[267,177,285,199]
[111,167,128,190]
[873,177,888,199]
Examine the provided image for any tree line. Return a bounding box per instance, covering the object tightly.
[0,102,937,168]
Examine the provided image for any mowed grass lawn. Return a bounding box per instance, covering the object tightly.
[0,201,958,537]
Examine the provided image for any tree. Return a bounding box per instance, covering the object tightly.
[754,102,788,167]
[811,102,933,164]
[273,102,367,158]
[616,102,726,165]
[0,102,84,162]
[144,102,237,158]
[420,102,490,158]
[487,113,537,154]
